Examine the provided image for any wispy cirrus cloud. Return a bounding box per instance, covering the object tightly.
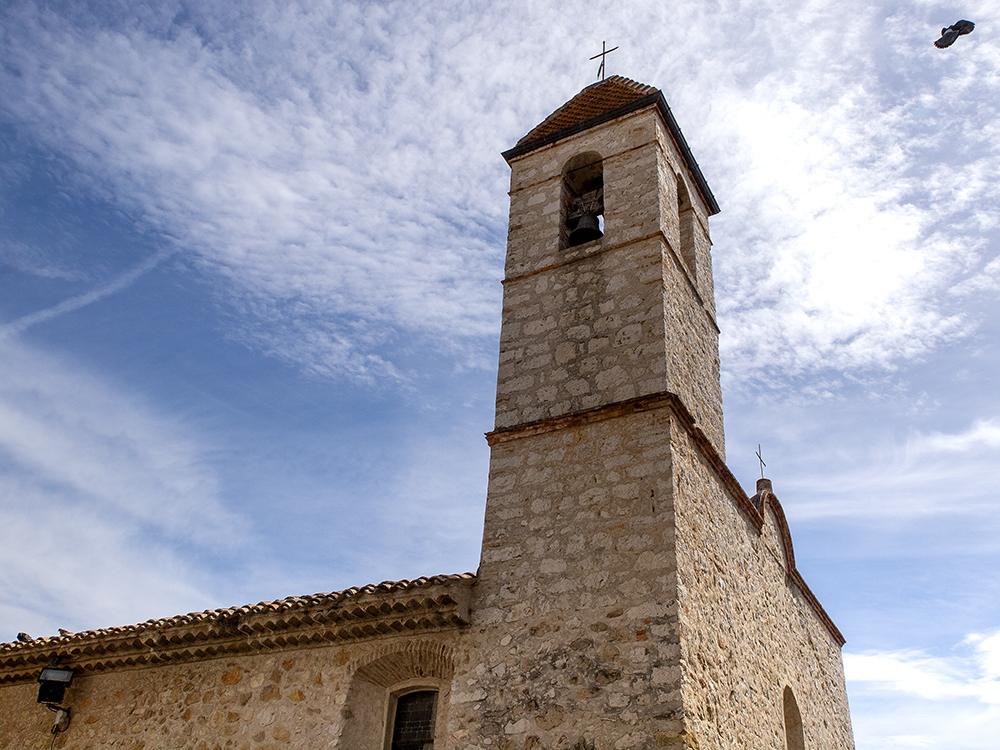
[1,0,511,380]
[0,484,221,641]
[847,633,1000,704]
[3,0,998,389]
[775,415,1000,521]
[0,337,244,542]
[912,418,1000,454]
[704,4,1000,388]
[0,335,249,638]
[0,248,174,338]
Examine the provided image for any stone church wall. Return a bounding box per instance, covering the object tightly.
[0,635,464,750]
[453,407,683,749]
[670,425,854,750]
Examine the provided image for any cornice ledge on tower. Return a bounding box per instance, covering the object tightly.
[487,390,680,444]
[487,390,751,517]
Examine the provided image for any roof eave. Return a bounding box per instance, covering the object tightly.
[0,574,476,683]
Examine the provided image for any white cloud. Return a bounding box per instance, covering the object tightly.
[0,336,247,639]
[628,1,1000,388]
[0,337,243,543]
[708,14,1000,386]
[2,0,997,388]
[0,481,219,640]
[1,1,511,381]
[845,632,1000,749]
[846,637,1000,704]
[953,255,1000,295]
[778,416,1000,520]
[0,248,174,338]
[911,419,1000,455]
[0,239,85,282]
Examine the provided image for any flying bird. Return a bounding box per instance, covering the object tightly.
[935,20,975,48]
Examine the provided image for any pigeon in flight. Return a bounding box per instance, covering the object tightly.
[935,20,975,48]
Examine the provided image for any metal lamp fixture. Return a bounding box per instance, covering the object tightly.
[37,660,74,706]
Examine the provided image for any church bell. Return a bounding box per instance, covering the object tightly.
[568,211,603,246]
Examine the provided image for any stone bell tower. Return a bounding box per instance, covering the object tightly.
[490,77,724,457]
[449,78,855,750]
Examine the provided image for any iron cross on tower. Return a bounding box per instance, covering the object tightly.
[755,444,767,480]
[590,41,619,81]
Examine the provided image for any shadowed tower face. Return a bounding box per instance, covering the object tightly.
[458,77,854,750]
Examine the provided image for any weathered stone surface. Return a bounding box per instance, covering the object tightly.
[671,428,854,749]
[456,406,683,750]
[496,106,724,459]
[0,635,464,749]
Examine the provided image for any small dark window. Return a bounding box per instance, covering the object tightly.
[563,152,604,247]
[391,690,437,750]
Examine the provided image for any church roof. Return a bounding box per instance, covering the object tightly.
[502,76,720,216]
[516,76,658,146]
[0,573,475,683]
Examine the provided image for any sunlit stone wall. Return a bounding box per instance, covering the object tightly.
[454,408,681,749]
[0,635,464,750]
[496,108,724,460]
[670,433,856,749]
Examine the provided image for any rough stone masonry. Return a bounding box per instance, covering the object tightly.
[0,76,855,750]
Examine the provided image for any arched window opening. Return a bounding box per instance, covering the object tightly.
[389,690,438,750]
[563,152,604,247]
[341,645,453,750]
[783,686,805,750]
[676,174,698,280]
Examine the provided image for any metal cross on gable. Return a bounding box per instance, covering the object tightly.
[755,444,767,479]
[590,41,619,81]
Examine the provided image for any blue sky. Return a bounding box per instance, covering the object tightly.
[1,1,999,747]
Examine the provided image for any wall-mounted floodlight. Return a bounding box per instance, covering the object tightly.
[37,660,74,706]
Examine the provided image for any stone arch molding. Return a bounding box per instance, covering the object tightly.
[340,640,456,749]
[759,490,797,573]
[753,485,845,646]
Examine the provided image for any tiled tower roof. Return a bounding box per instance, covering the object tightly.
[502,76,720,216]
[516,76,658,145]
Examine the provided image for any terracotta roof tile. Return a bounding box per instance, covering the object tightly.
[517,76,657,146]
[504,76,720,216]
[0,573,476,654]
